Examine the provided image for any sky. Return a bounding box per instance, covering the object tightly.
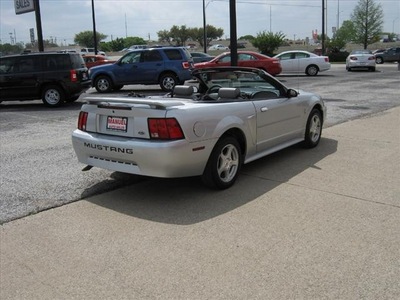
[1,0,399,46]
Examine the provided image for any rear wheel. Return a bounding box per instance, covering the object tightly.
[42,85,65,107]
[375,57,384,64]
[306,65,319,76]
[159,73,178,91]
[303,109,322,148]
[201,136,242,189]
[94,75,113,93]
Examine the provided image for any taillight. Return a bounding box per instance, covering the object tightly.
[182,61,190,69]
[70,70,78,82]
[350,56,358,61]
[78,111,88,131]
[148,118,184,140]
[368,56,375,60]
[324,57,329,62]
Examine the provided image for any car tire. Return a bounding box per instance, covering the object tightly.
[201,136,242,189]
[42,85,65,107]
[370,67,376,72]
[375,57,384,64]
[159,73,178,91]
[94,75,113,93]
[306,65,319,76]
[303,109,322,148]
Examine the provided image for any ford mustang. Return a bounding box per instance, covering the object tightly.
[72,67,326,189]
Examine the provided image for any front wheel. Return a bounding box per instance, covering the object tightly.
[94,75,113,93]
[42,85,65,107]
[303,109,322,148]
[375,57,383,64]
[201,136,242,189]
[159,73,178,91]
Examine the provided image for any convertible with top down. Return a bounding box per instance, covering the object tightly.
[72,67,326,189]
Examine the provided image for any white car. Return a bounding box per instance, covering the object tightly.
[80,48,106,56]
[346,50,376,71]
[274,50,331,76]
[208,44,229,51]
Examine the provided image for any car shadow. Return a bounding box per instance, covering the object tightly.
[84,137,338,225]
[0,100,84,112]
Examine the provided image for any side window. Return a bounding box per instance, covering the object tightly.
[17,58,35,73]
[120,51,142,64]
[0,57,16,73]
[220,55,231,63]
[238,53,253,61]
[279,53,292,60]
[295,53,309,59]
[143,50,162,62]
[163,49,183,60]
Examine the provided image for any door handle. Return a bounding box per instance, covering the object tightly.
[260,107,268,112]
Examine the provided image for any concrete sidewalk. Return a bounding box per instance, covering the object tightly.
[1,108,399,299]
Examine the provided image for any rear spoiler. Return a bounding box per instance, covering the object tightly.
[83,96,185,109]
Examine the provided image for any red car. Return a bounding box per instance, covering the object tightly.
[83,55,116,69]
[194,51,282,75]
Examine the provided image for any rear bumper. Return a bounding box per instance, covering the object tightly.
[72,130,214,178]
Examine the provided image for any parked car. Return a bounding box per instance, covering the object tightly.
[72,66,325,189]
[190,52,215,63]
[372,48,386,55]
[346,50,376,72]
[194,51,282,76]
[374,47,400,64]
[80,48,106,56]
[208,44,229,51]
[0,52,90,106]
[83,55,116,69]
[274,50,331,76]
[89,47,194,92]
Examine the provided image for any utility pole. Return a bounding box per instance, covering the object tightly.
[34,0,44,51]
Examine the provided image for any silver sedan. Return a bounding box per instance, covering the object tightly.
[346,50,376,72]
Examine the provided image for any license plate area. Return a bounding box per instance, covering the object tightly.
[106,116,128,132]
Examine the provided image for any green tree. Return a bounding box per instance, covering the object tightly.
[329,20,356,51]
[0,43,24,55]
[123,37,146,48]
[170,25,191,46]
[158,25,224,48]
[239,35,255,41]
[189,25,224,47]
[157,29,174,45]
[351,0,384,49]
[74,30,107,48]
[252,31,286,56]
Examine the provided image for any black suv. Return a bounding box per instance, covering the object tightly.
[89,47,194,92]
[0,52,91,107]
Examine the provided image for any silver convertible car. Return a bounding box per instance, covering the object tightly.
[72,67,326,189]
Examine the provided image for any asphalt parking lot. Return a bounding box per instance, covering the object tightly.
[0,63,399,224]
[1,63,399,299]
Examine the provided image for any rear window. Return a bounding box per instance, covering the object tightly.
[69,54,86,69]
[163,49,183,60]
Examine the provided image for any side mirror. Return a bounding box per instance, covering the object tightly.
[287,89,298,98]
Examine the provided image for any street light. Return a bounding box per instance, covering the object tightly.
[393,17,399,33]
[202,0,215,53]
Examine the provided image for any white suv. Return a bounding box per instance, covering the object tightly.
[80,48,106,56]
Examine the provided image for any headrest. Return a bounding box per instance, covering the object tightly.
[173,85,194,96]
[218,87,240,99]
